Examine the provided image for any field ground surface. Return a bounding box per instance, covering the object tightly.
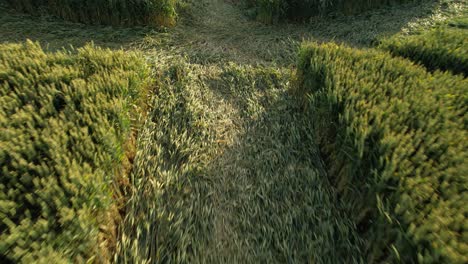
[1,0,466,262]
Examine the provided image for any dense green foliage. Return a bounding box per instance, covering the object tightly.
[4,0,177,26]
[246,0,422,23]
[295,42,467,263]
[380,26,468,76]
[0,41,150,262]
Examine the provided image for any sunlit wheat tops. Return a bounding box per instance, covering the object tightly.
[0,41,150,262]
[295,42,467,263]
[380,22,468,76]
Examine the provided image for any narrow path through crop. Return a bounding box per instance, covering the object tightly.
[116,1,367,262]
[113,0,466,263]
[117,59,364,263]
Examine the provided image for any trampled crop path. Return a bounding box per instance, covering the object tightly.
[0,0,464,262]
